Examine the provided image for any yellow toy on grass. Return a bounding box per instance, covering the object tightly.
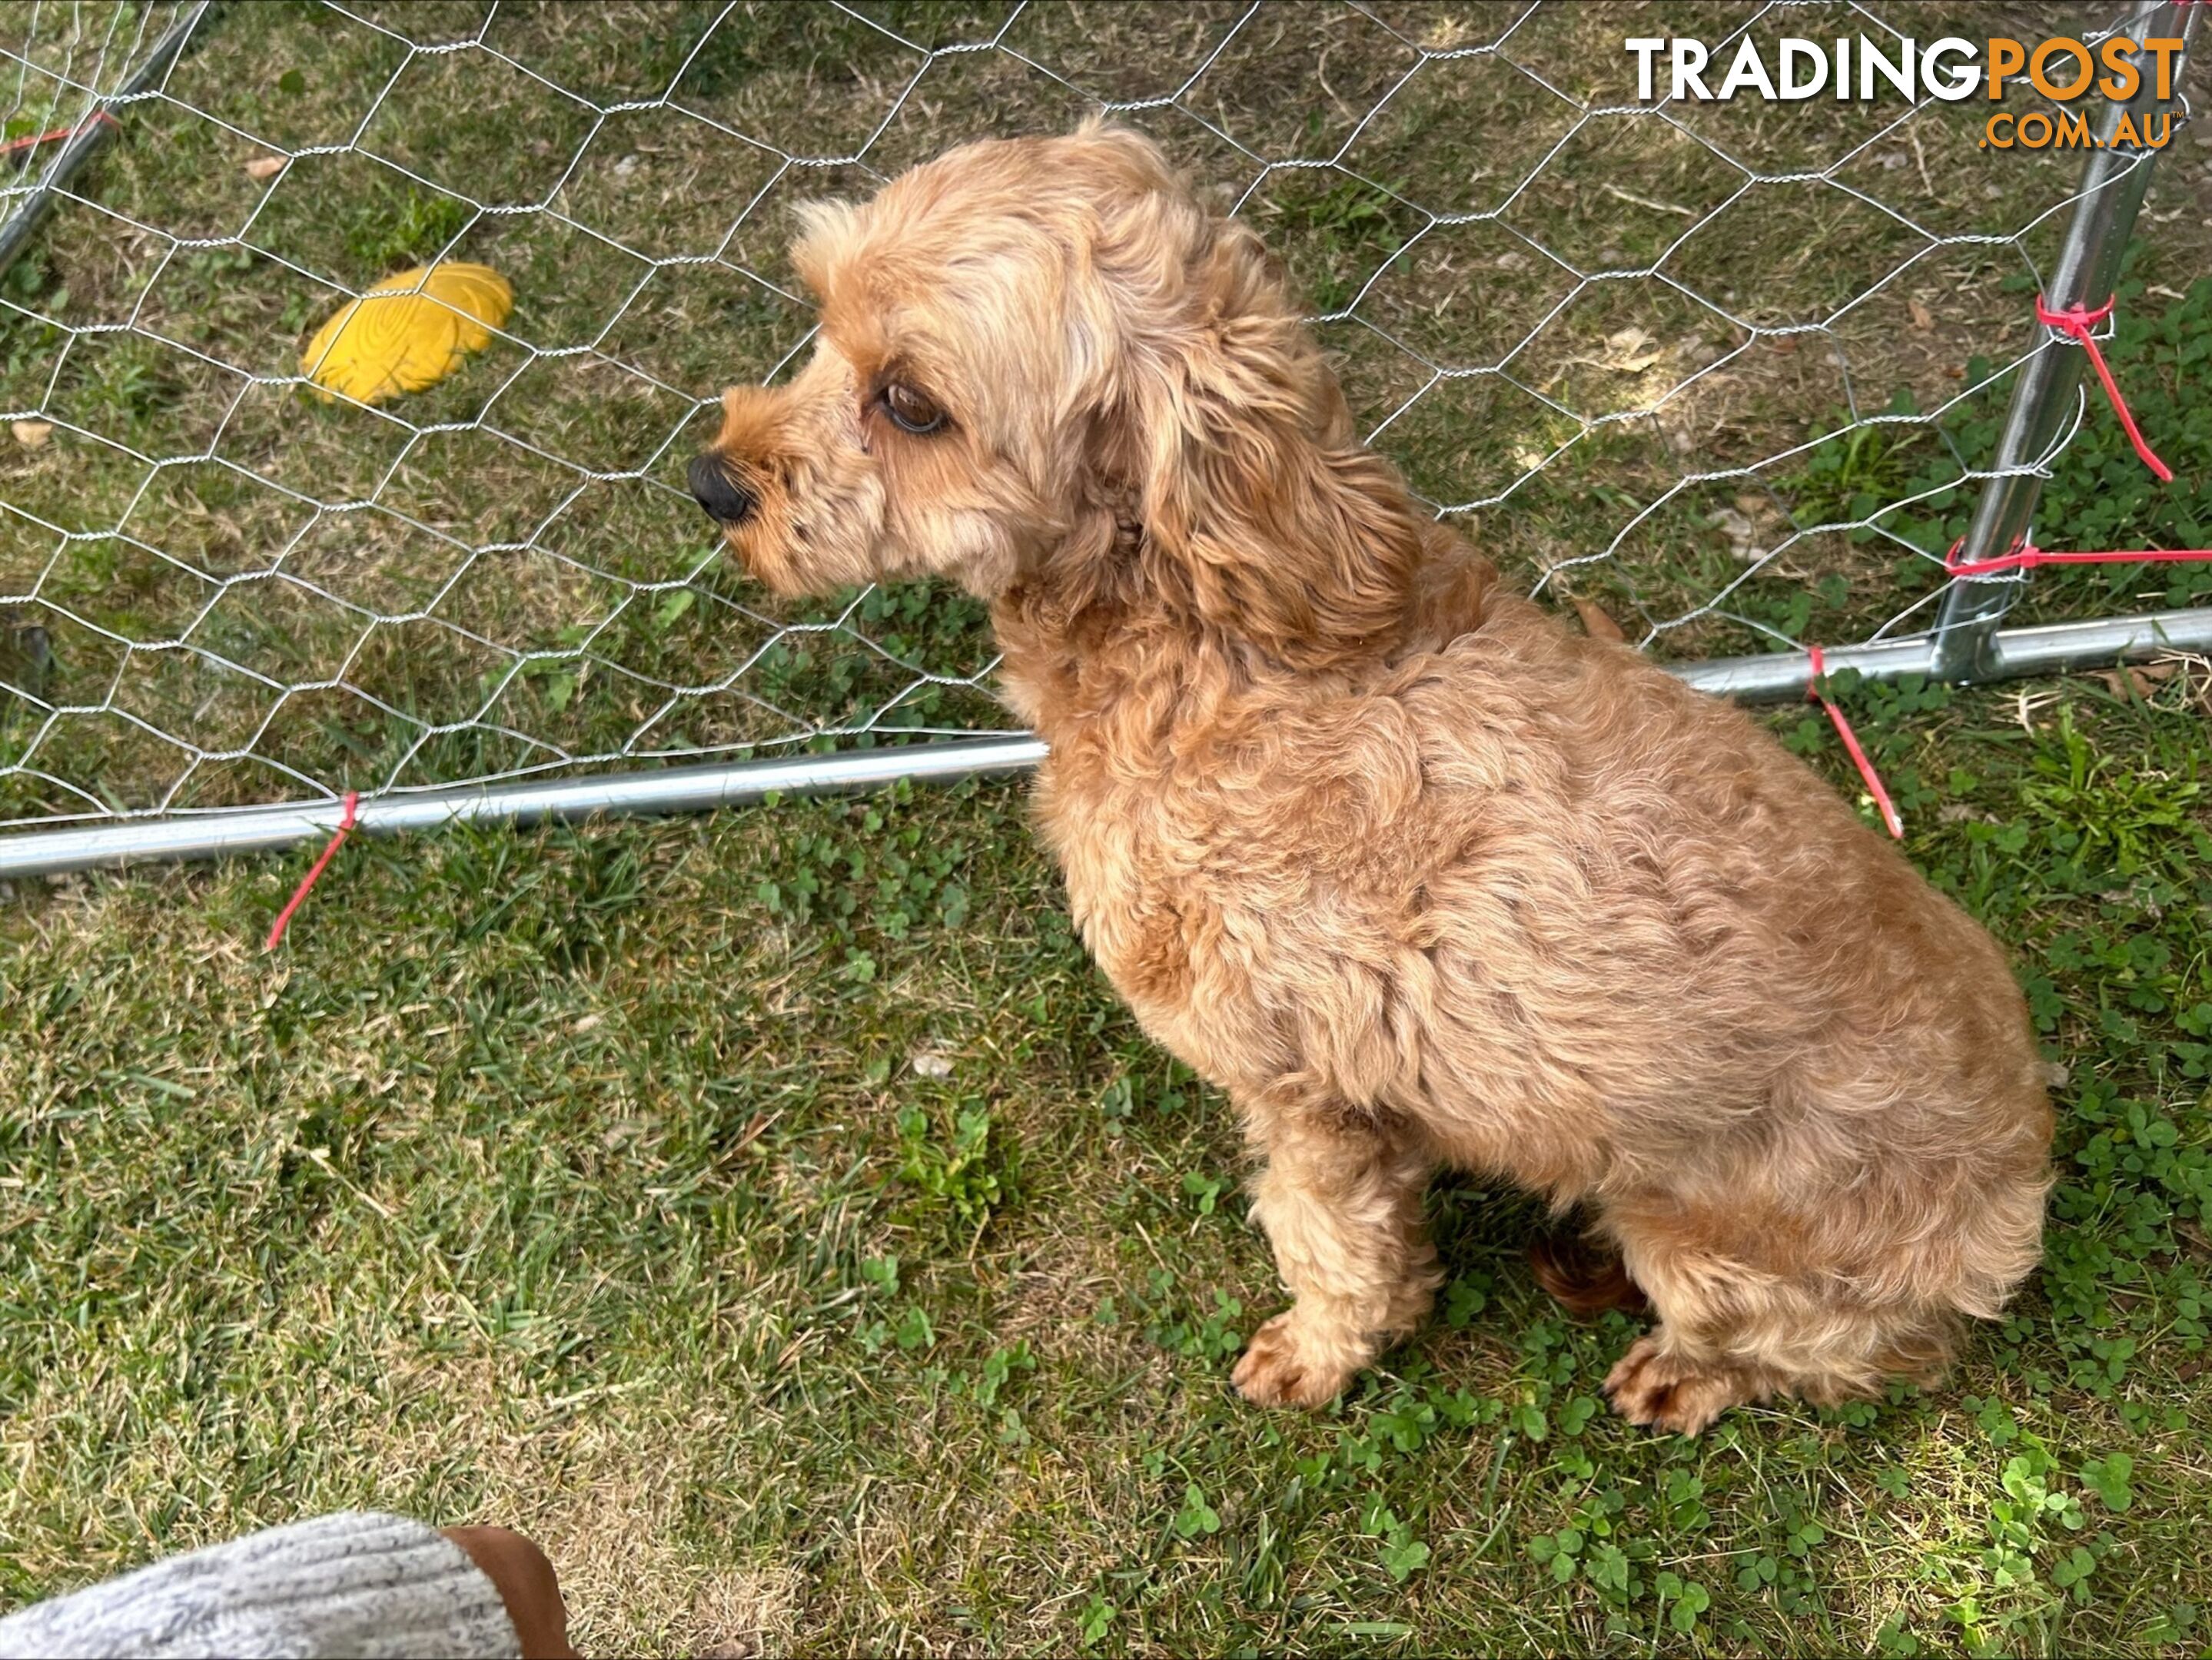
[300,262,513,405]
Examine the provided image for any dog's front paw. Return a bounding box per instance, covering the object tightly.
[1231,1310,1358,1409]
[1603,1334,1762,1435]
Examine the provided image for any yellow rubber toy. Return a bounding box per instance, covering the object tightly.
[301,262,513,405]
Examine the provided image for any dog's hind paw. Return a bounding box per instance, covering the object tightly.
[1603,1335,1764,1435]
[1231,1310,1358,1409]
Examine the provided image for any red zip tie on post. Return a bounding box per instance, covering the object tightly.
[2034,294,2174,483]
[265,791,359,951]
[1806,647,1904,841]
[1945,539,2212,579]
[0,110,118,160]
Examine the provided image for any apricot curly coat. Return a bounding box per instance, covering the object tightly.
[696,123,2054,1433]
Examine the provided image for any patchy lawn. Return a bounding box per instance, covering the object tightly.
[3,665,2210,1656]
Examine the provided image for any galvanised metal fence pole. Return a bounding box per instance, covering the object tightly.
[1931,0,2201,682]
[0,4,210,276]
[12,599,2212,878]
[0,735,1051,880]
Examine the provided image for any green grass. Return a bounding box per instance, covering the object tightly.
[2,670,2210,1657]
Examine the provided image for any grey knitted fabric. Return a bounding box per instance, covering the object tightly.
[0,1512,522,1659]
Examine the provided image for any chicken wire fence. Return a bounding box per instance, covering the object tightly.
[0,0,2201,872]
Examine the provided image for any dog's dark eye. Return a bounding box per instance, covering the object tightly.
[882,381,948,434]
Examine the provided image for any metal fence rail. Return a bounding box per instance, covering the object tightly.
[0,0,2200,875]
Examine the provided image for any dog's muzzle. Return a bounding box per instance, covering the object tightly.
[688,453,756,527]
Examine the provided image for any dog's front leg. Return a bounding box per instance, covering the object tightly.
[1231,1106,1439,1409]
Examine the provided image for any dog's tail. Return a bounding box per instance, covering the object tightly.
[1529,1231,1649,1317]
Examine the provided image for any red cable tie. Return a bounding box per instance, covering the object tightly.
[265,791,359,951]
[1806,646,1904,841]
[0,110,119,158]
[1945,537,2212,579]
[2034,293,2173,483]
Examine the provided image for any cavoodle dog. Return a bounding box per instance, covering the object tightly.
[689,122,2053,1433]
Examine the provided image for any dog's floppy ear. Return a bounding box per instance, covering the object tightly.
[1084,178,1434,672]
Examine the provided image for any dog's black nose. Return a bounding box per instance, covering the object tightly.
[689,453,756,526]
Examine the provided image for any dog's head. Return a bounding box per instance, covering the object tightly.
[692,121,1436,668]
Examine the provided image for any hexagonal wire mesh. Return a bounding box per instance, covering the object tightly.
[0,0,2201,871]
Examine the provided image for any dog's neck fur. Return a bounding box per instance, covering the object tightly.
[989,490,1496,765]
